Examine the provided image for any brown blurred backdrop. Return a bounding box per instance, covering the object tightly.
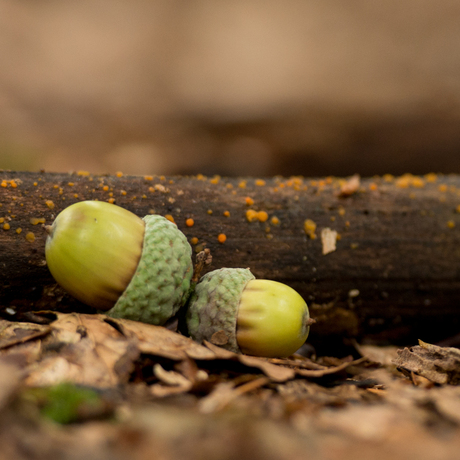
[1,0,460,177]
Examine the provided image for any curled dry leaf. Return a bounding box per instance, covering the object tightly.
[393,340,460,385]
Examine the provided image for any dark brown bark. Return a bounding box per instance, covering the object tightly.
[1,170,460,346]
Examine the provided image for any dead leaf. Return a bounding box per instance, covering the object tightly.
[24,313,139,387]
[0,320,51,349]
[204,341,296,382]
[393,340,460,385]
[109,317,216,360]
[0,361,22,410]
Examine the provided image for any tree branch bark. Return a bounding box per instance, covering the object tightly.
[1,170,460,346]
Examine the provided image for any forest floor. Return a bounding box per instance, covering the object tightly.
[0,312,459,460]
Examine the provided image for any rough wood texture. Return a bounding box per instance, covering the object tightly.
[1,170,460,346]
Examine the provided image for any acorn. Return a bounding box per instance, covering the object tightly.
[185,268,312,357]
[45,200,193,325]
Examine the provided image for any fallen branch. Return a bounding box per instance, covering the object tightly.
[1,170,460,345]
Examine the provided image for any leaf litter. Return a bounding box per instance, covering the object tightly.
[0,312,460,459]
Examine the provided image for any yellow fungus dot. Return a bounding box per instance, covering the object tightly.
[16,228,22,234]
[45,200,55,209]
[142,194,147,199]
[369,183,378,191]
[245,197,254,206]
[160,175,166,181]
[207,209,213,215]
[270,216,280,225]
[144,175,153,181]
[3,223,10,230]
[424,173,437,183]
[350,243,359,249]
[210,175,220,184]
[338,208,346,216]
[186,218,194,227]
[411,177,425,188]
[238,181,247,188]
[330,216,336,222]
[190,237,199,245]
[30,217,46,225]
[439,184,448,192]
[0,217,4,223]
[196,174,205,181]
[68,182,74,187]
[226,183,233,189]
[25,232,35,242]
[165,214,175,223]
[456,205,460,213]
[53,184,59,189]
[121,190,127,196]
[1,181,7,188]
[218,233,227,243]
[116,171,123,177]
[246,209,258,222]
[33,182,38,186]
[108,192,113,197]
[107,198,115,204]
[257,211,269,222]
[345,221,350,227]
[395,175,411,188]
[74,194,79,198]
[382,174,394,182]
[148,187,155,193]
[447,220,455,229]
[103,185,109,191]
[77,170,90,176]
[10,180,17,188]
[255,179,266,186]
[223,211,230,217]
[303,219,317,239]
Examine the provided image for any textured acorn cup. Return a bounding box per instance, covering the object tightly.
[185,268,311,357]
[45,201,193,325]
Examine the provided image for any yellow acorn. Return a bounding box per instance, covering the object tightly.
[185,268,312,357]
[45,201,193,325]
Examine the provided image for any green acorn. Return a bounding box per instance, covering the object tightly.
[45,200,193,325]
[185,268,312,357]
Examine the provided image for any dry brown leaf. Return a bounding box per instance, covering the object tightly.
[0,361,22,410]
[109,317,216,360]
[25,313,139,387]
[393,340,460,384]
[0,320,51,350]
[204,341,296,382]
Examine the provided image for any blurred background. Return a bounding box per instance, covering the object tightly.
[1,0,460,177]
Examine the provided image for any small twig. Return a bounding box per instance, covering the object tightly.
[192,248,212,283]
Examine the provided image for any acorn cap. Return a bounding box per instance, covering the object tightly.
[185,268,255,352]
[106,214,193,325]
